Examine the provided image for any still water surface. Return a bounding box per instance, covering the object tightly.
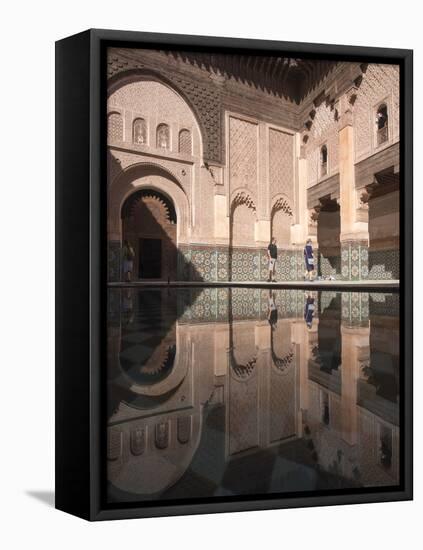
[107,287,400,503]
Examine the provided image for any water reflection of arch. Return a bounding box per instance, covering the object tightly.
[270,317,295,375]
[108,405,203,498]
[269,318,297,444]
[107,290,190,407]
[107,289,203,498]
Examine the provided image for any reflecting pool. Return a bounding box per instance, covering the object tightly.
[106,287,400,503]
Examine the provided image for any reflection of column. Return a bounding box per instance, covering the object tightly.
[338,89,369,280]
[214,325,229,377]
[292,319,314,433]
[255,322,271,448]
[341,325,370,445]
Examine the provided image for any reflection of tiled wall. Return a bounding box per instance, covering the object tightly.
[369,293,400,317]
[341,241,369,281]
[178,288,306,324]
[108,240,121,282]
[341,292,370,327]
[368,250,400,280]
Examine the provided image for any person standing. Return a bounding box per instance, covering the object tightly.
[267,290,278,329]
[304,292,315,329]
[267,237,278,282]
[122,240,135,282]
[304,238,315,281]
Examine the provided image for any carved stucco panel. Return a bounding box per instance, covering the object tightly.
[269,129,294,202]
[354,64,400,162]
[229,117,258,197]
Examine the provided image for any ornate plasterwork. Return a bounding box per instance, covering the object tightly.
[304,100,339,187]
[353,64,400,162]
[229,117,258,195]
[269,129,294,202]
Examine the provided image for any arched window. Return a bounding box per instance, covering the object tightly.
[376,104,389,145]
[178,129,192,155]
[133,118,147,145]
[156,123,170,149]
[107,112,123,142]
[320,145,328,177]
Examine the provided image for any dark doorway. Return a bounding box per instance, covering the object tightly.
[316,197,341,278]
[139,238,162,279]
[121,189,178,281]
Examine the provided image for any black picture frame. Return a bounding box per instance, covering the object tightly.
[55,29,413,521]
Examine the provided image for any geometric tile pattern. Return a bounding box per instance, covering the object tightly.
[369,293,400,317]
[108,241,398,283]
[177,245,305,283]
[319,253,341,278]
[341,240,369,281]
[341,292,370,327]
[177,287,307,324]
[368,249,400,280]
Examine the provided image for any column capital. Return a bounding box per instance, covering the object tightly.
[336,86,358,130]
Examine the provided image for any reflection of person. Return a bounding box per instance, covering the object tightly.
[267,290,278,328]
[122,289,134,325]
[304,239,315,281]
[304,292,315,329]
[267,237,278,282]
[122,240,135,282]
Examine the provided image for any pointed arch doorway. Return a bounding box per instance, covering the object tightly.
[121,189,177,280]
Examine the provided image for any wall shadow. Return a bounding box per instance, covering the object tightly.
[26,490,55,508]
[317,200,341,278]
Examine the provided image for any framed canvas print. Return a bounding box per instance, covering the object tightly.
[55,29,413,521]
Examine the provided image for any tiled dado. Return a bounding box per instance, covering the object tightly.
[368,249,400,280]
[108,241,398,282]
[318,253,341,278]
[341,240,369,281]
[178,245,305,282]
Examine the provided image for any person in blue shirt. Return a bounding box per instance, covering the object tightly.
[304,238,315,281]
[304,292,315,329]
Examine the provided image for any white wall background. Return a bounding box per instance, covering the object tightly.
[0,0,419,547]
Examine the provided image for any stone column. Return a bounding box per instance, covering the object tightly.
[255,122,271,281]
[340,324,370,446]
[291,136,310,279]
[337,88,369,280]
